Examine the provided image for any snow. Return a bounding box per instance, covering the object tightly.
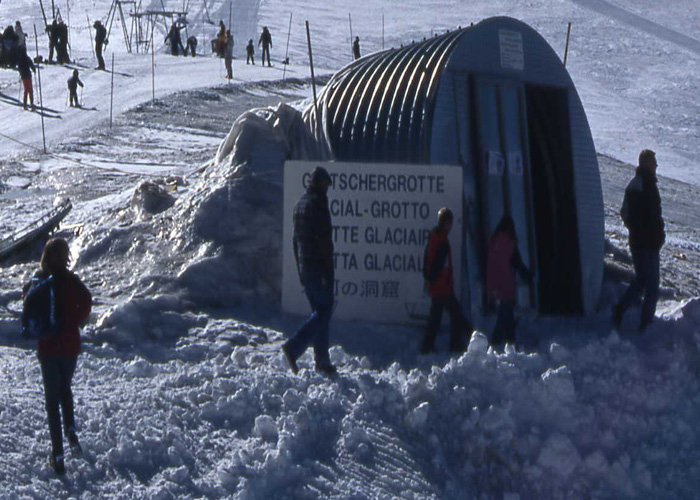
[1,0,700,498]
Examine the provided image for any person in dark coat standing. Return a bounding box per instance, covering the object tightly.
[258,26,272,66]
[16,46,35,109]
[282,167,337,376]
[23,238,92,475]
[246,38,255,64]
[613,149,665,332]
[186,36,198,57]
[93,20,107,70]
[165,23,185,56]
[224,30,234,79]
[352,36,361,60]
[421,207,473,353]
[486,215,532,350]
[67,69,83,107]
[56,19,70,64]
[47,19,59,64]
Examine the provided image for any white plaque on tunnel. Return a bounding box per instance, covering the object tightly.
[282,161,464,324]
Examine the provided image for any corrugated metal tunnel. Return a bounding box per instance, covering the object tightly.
[304,17,605,324]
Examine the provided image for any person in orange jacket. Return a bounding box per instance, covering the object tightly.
[486,215,532,350]
[23,238,92,474]
[421,207,473,354]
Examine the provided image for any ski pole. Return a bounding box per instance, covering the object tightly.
[80,85,84,107]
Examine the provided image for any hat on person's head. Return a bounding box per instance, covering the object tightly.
[437,207,453,227]
[311,166,331,186]
[639,149,656,168]
[94,20,100,26]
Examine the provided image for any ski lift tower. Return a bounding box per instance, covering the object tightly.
[105,0,138,53]
[130,8,189,54]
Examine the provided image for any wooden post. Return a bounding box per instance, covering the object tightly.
[228,0,232,33]
[282,12,292,81]
[151,28,155,101]
[87,13,95,60]
[33,25,47,154]
[563,22,572,67]
[110,53,115,128]
[382,14,384,50]
[348,13,353,59]
[305,20,320,139]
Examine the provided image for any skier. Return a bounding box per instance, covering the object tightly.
[421,207,473,353]
[246,38,254,64]
[93,20,107,70]
[1,25,18,67]
[282,167,338,376]
[258,26,272,66]
[186,35,198,57]
[46,19,58,64]
[486,215,533,351]
[165,23,185,56]
[215,20,226,57]
[67,69,83,107]
[56,19,70,64]
[352,36,360,60]
[23,238,92,475]
[224,30,234,79]
[16,45,35,110]
[14,21,25,50]
[613,149,665,332]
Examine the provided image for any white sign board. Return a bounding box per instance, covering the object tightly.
[499,29,525,71]
[282,161,463,324]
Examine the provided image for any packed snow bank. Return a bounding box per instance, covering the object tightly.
[3,300,700,498]
[78,102,325,344]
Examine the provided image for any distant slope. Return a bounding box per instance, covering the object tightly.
[572,0,700,55]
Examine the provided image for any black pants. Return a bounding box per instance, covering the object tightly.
[39,355,77,456]
[247,52,254,64]
[69,89,79,107]
[491,299,516,347]
[422,294,471,353]
[262,46,271,66]
[96,43,105,69]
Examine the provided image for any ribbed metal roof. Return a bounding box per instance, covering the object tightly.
[310,29,467,163]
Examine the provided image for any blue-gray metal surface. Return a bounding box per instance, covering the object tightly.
[312,29,466,163]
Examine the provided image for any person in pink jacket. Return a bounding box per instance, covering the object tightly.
[486,215,532,350]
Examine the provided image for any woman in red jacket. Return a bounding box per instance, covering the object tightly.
[28,238,92,474]
[421,208,473,353]
[486,215,532,350]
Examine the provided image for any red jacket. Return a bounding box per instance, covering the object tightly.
[424,227,454,297]
[36,270,92,358]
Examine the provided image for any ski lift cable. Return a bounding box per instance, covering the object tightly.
[0,130,167,177]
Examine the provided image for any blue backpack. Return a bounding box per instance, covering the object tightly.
[22,276,62,340]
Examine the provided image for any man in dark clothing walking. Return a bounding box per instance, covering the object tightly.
[352,36,361,60]
[67,69,83,107]
[258,26,272,66]
[282,167,337,376]
[421,207,473,353]
[613,149,665,332]
[93,20,107,70]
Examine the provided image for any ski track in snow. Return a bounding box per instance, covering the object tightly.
[571,0,700,56]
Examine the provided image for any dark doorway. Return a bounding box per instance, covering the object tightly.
[525,86,582,315]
